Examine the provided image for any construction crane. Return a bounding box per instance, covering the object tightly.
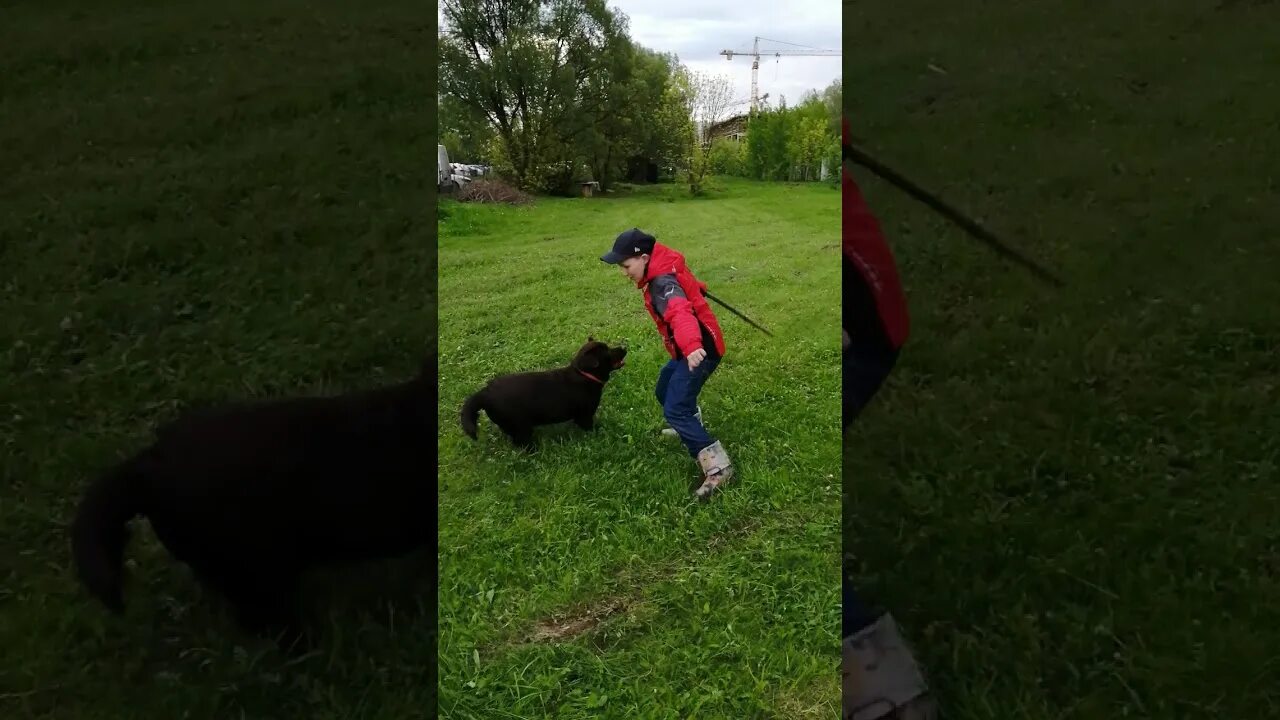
[728,94,769,110]
[720,36,840,113]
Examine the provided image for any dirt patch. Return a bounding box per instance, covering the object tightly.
[773,674,840,718]
[497,511,803,652]
[527,597,627,643]
[706,515,765,551]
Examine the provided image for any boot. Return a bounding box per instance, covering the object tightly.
[693,440,734,500]
[661,405,702,439]
[842,614,937,720]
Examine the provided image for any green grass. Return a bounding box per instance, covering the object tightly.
[436,178,841,717]
[1,3,433,719]
[13,0,1271,717]
[844,1,1280,717]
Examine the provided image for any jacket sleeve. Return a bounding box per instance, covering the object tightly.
[842,113,911,349]
[651,274,703,356]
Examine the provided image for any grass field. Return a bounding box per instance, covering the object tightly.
[436,178,841,717]
[8,0,1274,718]
[845,1,1280,717]
[1,3,434,719]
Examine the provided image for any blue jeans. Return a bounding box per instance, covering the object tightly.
[844,578,881,637]
[843,255,900,430]
[655,352,720,457]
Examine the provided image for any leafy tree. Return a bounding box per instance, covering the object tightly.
[709,138,745,176]
[439,0,625,192]
[438,93,494,164]
[820,78,842,137]
[627,49,692,183]
[683,70,733,195]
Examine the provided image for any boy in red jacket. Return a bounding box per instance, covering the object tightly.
[601,229,733,500]
[842,115,937,720]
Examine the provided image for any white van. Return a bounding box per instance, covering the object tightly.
[437,145,451,190]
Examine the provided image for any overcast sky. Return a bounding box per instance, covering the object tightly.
[438,0,841,112]
[610,0,840,110]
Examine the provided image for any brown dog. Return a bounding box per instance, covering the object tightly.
[460,338,627,450]
[71,357,437,648]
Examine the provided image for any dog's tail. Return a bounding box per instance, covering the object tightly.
[460,391,486,440]
[70,454,150,613]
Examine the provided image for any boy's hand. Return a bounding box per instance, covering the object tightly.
[687,348,707,370]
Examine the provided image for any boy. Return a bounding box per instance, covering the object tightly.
[600,228,733,500]
[841,115,937,720]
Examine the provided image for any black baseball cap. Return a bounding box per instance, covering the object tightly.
[600,228,656,264]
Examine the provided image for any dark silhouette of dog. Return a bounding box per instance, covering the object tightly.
[460,338,627,451]
[70,356,437,648]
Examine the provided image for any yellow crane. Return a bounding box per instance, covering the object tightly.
[720,36,840,112]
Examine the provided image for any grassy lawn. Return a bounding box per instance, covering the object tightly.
[1,3,433,719]
[436,178,841,717]
[845,1,1280,717]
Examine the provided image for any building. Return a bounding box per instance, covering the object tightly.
[704,113,749,145]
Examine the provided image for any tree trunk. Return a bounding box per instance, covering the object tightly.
[599,144,613,192]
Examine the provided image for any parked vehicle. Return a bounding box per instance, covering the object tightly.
[438,145,452,191]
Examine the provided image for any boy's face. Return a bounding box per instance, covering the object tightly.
[619,254,649,283]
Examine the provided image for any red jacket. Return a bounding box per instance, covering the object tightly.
[843,116,910,350]
[639,243,727,360]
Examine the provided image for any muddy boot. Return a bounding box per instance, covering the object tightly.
[661,405,702,439]
[693,440,734,500]
[842,614,937,720]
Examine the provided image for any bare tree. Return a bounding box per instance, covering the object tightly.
[683,70,734,195]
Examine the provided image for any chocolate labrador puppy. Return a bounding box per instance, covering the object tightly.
[71,356,437,648]
[460,338,627,450]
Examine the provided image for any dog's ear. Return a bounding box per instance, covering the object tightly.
[579,351,600,369]
[588,335,595,343]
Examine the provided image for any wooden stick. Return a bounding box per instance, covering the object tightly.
[844,144,1065,288]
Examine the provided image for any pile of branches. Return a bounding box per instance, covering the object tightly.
[457,178,533,205]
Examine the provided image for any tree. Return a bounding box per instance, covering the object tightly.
[790,93,829,180]
[579,36,636,191]
[788,115,828,180]
[684,70,733,195]
[438,0,626,192]
[579,39,696,191]
[625,49,692,183]
[438,93,494,164]
[820,78,842,137]
[709,138,745,176]
[746,99,791,180]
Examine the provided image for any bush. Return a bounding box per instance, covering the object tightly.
[709,138,745,177]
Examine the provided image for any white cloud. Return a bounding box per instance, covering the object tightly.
[614,0,841,109]
[439,0,842,111]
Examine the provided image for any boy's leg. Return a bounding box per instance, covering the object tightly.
[659,356,700,437]
[844,563,934,720]
[844,343,933,718]
[661,404,702,438]
[659,354,734,499]
[661,355,719,458]
[844,578,880,638]
[655,359,678,407]
[844,337,898,431]
[843,255,900,430]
